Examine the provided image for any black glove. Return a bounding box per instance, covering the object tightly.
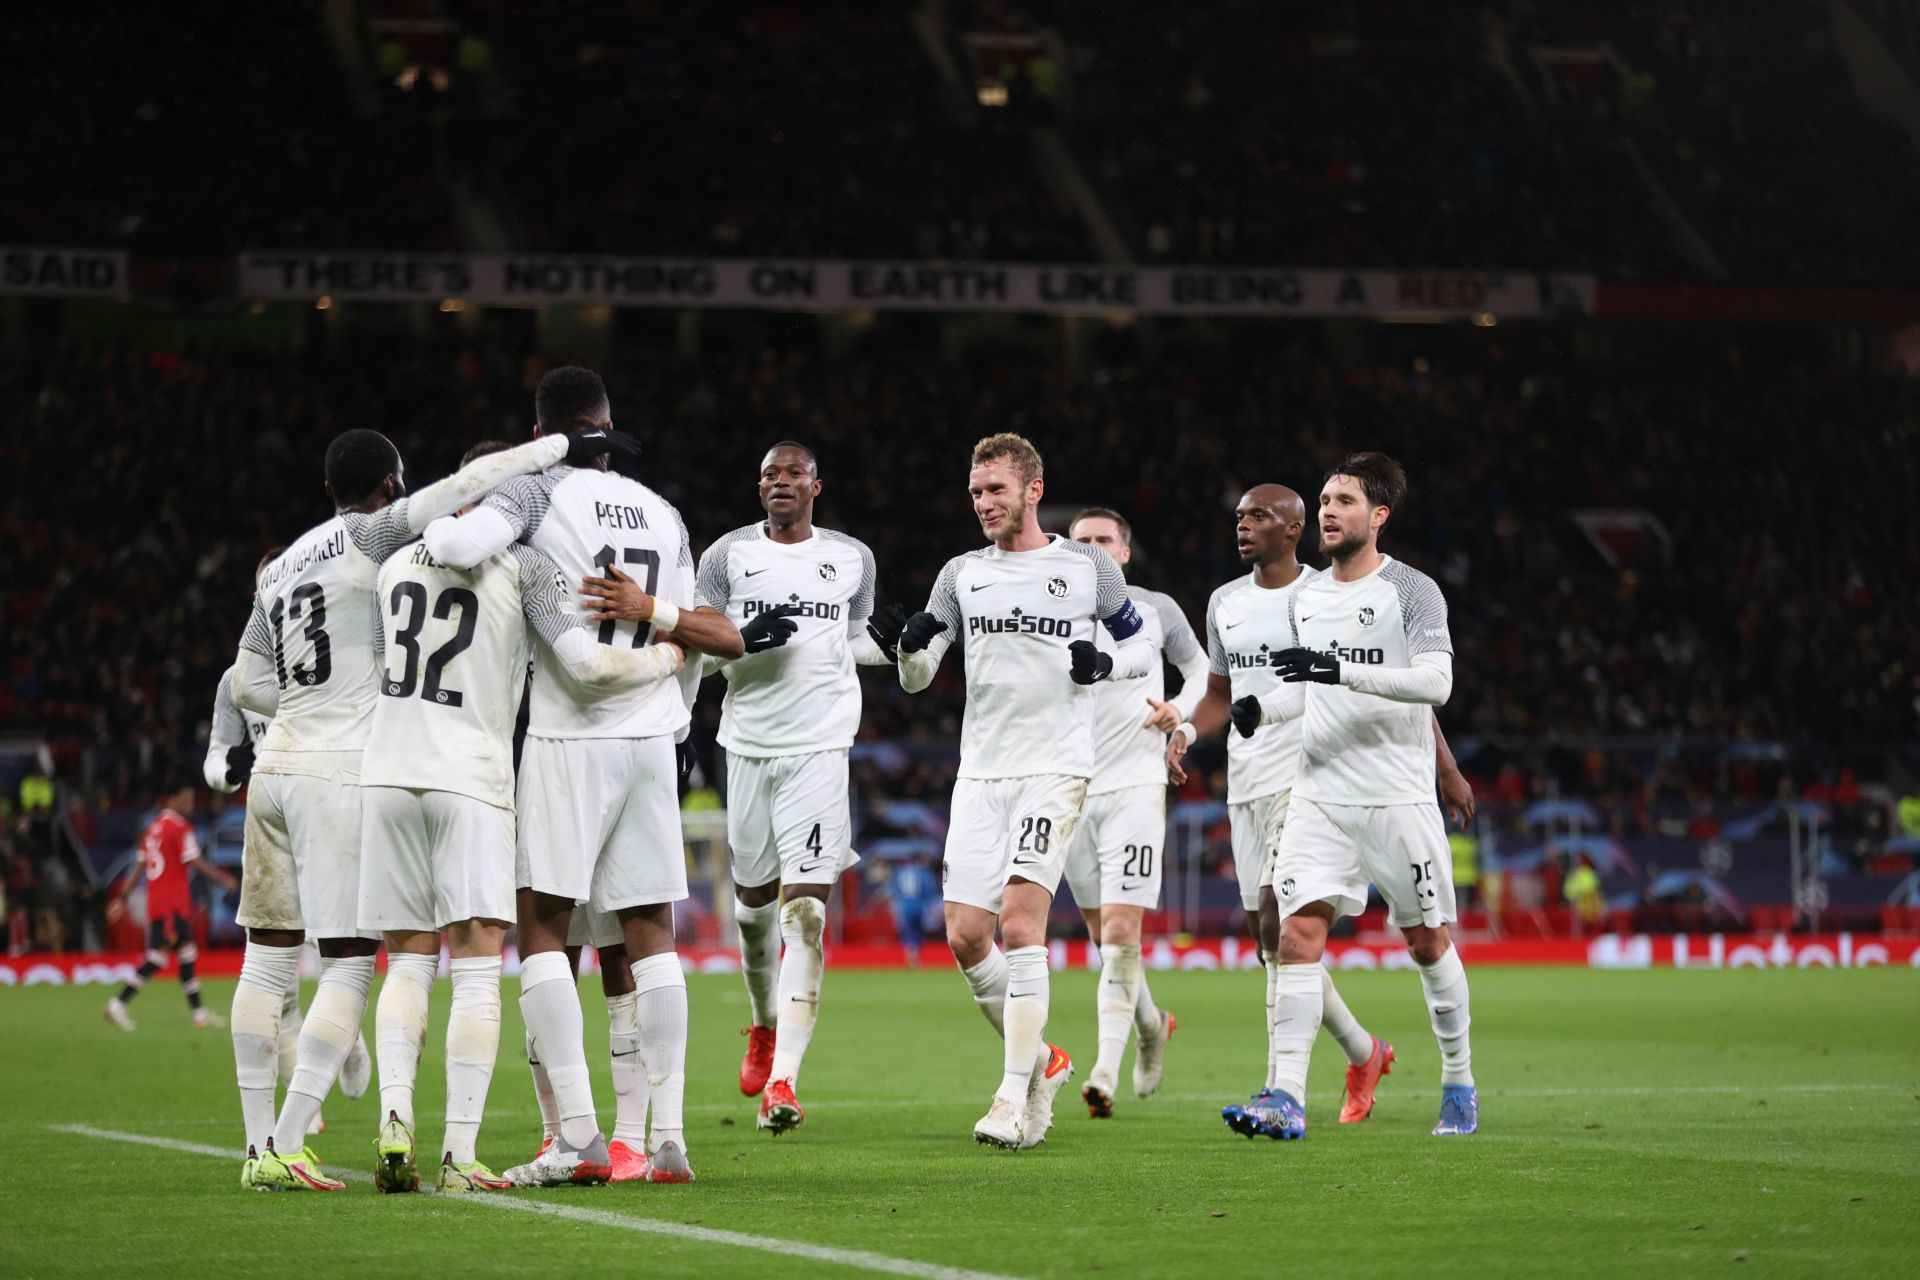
[1272,646,1340,684]
[898,611,947,654]
[224,742,255,788]
[866,602,908,662]
[1068,639,1113,685]
[564,427,644,469]
[676,740,696,780]
[740,605,800,655]
[1230,695,1263,738]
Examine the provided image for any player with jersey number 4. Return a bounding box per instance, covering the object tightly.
[898,433,1157,1151]
[685,441,904,1135]
[1246,452,1480,1140]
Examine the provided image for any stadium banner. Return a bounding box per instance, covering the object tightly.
[4,932,1915,986]
[235,251,1598,319]
[0,246,131,300]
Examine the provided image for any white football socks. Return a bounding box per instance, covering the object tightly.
[607,991,647,1149]
[961,946,1009,1036]
[1418,946,1475,1086]
[230,941,299,1154]
[375,952,436,1129]
[1267,962,1324,1101]
[518,950,599,1150]
[1261,950,1280,1086]
[734,898,780,1030]
[272,953,374,1152]
[1133,968,1163,1038]
[999,945,1051,1104]
[526,1031,560,1142]
[632,953,688,1156]
[1093,943,1142,1088]
[276,981,302,1085]
[1320,965,1376,1065]
[444,956,502,1165]
[770,897,825,1084]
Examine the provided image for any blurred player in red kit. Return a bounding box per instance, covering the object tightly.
[104,783,237,1030]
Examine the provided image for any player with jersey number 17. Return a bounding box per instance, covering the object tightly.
[898,433,1157,1151]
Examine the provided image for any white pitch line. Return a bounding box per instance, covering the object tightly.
[48,1125,1022,1280]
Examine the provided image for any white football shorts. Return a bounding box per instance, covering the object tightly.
[237,758,378,940]
[516,734,687,913]
[358,786,516,932]
[1227,790,1291,913]
[726,749,857,889]
[1062,784,1167,911]
[1273,796,1456,929]
[942,774,1089,914]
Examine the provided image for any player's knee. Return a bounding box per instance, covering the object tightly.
[945,920,991,966]
[780,894,826,946]
[1276,917,1327,964]
[1405,927,1449,966]
[1098,910,1143,948]
[735,879,781,910]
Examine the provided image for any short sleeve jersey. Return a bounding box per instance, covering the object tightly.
[696,523,876,758]
[925,534,1134,782]
[241,506,424,771]
[1087,588,1202,796]
[477,466,701,740]
[139,809,200,920]
[1288,556,1453,806]
[361,541,581,810]
[1205,567,1323,803]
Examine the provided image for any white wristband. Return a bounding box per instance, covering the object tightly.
[1175,722,1198,746]
[651,599,681,633]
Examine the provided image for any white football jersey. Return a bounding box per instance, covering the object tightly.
[240,508,424,771]
[1088,588,1203,795]
[1288,556,1452,806]
[360,541,580,810]
[697,523,876,758]
[922,534,1139,781]
[1206,566,1323,803]
[476,466,699,740]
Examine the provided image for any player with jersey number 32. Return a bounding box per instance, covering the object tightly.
[1249,452,1480,1140]
[897,433,1157,1151]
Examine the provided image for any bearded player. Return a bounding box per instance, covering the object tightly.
[898,433,1155,1149]
[1250,453,1480,1139]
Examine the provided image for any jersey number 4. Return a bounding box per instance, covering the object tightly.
[593,545,662,648]
[269,583,331,689]
[384,583,479,707]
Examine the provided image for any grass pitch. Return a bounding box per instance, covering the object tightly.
[3,965,1915,1279]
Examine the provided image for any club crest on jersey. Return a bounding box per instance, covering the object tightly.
[1358,607,1375,627]
[1279,878,1296,898]
[818,562,838,581]
[1047,577,1068,598]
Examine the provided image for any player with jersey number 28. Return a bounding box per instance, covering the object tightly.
[358,440,688,1195]
[424,368,743,1187]
[1250,452,1481,1140]
[103,783,237,1032]
[674,441,903,1135]
[235,424,624,1193]
[898,433,1157,1151]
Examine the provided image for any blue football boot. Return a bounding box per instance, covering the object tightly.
[1433,1083,1479,1135]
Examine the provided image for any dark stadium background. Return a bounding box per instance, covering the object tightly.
[4,0,1919,965]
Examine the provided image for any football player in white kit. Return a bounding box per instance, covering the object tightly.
[423,367,743,1186]
[1062,508,1206,1118]
[694,442,904,1134]
[207,549,372,1148]
[1252,452,1480,1139]
[235,425,627,1191]
[1162,484,1401,1139]
[358,441,687,1195]
[898,433,1156,1150]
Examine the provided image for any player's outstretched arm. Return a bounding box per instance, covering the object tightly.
[1275,647,1454,705]
[898,559,961,694]
[515,546,687,690]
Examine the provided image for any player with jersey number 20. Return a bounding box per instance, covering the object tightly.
[1253,452,1480,1140]
[898,433,1157,1151]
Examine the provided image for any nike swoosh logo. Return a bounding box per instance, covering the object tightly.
[1223,620,1244,629]
[1299,614,1316,622]
[743,568,769,578]
[794,861,830,875]
[968,582,997,593]
[1121,881,1144,891]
